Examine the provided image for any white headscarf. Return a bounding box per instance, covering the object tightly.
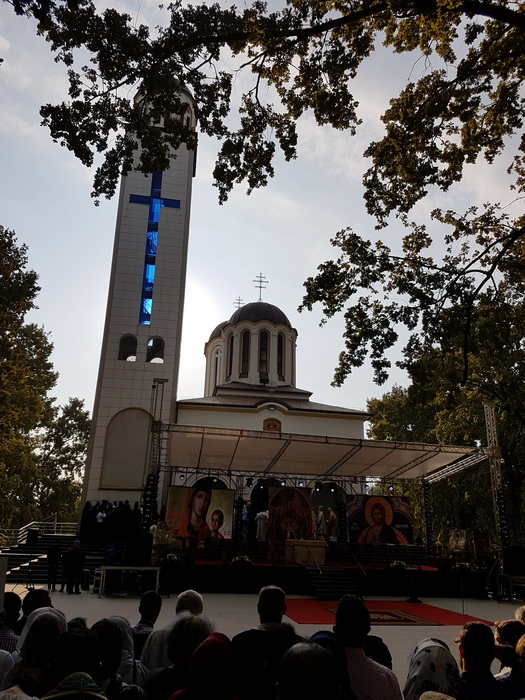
[16,607,67,654]
[403,638,460,700]
[0,650,14,685]
[108,617,148,686]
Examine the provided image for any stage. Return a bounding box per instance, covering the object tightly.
[156,555,490,600]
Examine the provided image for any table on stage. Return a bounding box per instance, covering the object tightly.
[285,539,327,566]
[96,565,161,597]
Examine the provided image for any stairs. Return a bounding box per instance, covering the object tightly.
[2,533,106,586]
[307,567,361,600]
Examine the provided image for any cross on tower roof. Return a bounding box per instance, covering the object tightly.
[253,273,269,302]
[233,297,244,309]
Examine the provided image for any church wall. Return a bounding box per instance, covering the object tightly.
[176,405,366,439]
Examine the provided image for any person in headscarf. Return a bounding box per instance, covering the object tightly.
[143,612,213,700]
[403,638,461,700]
[107,618,148,687]
[91,618,124,700]
[43,628,105,700]
[0,652,14,688]
[0,608,67,697]
[169,633,236,700]
[310,631,357,700]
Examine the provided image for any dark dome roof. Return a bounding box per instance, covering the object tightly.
[229,302,291,327]
[208,320,227,341]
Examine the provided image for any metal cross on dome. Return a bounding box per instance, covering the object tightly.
[253,272,269,301]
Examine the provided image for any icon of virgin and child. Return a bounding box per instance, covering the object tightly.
[175,488,226,541]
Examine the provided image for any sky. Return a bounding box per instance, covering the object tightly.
[0,1,519,421]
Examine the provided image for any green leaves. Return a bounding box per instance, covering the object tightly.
[0,227,90,527]
[7,0,525,383]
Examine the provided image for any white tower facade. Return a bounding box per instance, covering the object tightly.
[82,92,196,505]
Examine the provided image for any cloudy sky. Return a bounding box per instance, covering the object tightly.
[0,1,517,421]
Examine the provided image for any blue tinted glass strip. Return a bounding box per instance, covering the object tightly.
[150,199,161,223]
[146,231,157,256]
[151,170,162,197]
[129,194,150,205]
[162,198,181,208]
[129,170,181,325]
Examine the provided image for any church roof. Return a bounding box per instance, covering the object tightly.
[208,320,228,341]
[177,384,370,417]
[229,302,291,327]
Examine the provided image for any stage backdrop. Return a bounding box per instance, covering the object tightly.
[268,487,314,557]
[166,486,234,540]
[347,495,413,544]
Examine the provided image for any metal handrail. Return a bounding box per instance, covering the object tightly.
[0,516,77,549]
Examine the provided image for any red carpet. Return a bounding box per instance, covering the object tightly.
[285,599,492,626]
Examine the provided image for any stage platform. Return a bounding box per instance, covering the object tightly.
[156,558,488,600]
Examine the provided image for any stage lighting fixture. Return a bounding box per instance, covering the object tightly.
[329,482,336,493]
[179,473,185,481]
[388,485,394,492]
[298,480,304,488]
[246,477,253,487]
[212,476,218,483]
[364,484,369,490]
[280,480,286,486]
[315,481,322,492]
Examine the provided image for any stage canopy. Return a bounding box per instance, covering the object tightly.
[165,425,487,482]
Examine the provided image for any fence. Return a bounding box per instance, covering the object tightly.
[0,514,77,549]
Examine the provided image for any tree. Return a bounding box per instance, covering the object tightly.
[0,226,90,528]
[35,397,91,522]
[366,286,525,547]
[0,227,57,527]
[5,0,525,384]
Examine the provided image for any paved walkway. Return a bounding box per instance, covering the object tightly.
[6,584,520,687]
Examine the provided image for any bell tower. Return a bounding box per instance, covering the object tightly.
[81,90,196,506]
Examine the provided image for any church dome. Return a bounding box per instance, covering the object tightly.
[229,302,291,327]
[208,320,227,341]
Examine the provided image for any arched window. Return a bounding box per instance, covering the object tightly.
[259,330,269,380]
[277,333,285,380]
[118,335,137,361]
[213,350,220,389]
[227,334,234,379]
[240,330,250,377]
[147,336,164,363]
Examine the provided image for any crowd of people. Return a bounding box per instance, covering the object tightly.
[1,586,525,700]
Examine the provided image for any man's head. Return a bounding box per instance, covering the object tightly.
[74,540,81,547]
[139,590,163,623]
[176,589,204,615]
[3,591,21,626]
[22,588,52,617]
[494,619,525,647]
[257,585,287,624]
[333,595,371,648]
[277,642,339,700]
[458,621,495,671]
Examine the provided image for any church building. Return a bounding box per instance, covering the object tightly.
[81,88,482,517]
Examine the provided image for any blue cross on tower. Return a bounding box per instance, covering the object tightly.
[129,170,181,325]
